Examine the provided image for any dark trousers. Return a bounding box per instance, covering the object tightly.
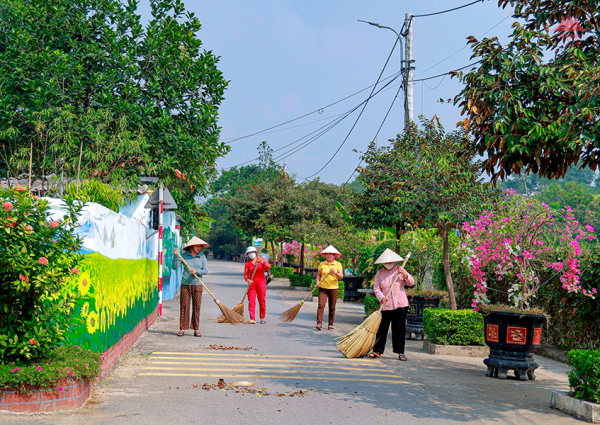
[180,284,203,330]
[317,288,338,326]
[373,307,407,354]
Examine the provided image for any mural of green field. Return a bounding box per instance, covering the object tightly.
[63,253,158,352]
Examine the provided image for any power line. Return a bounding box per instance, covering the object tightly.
[297,37,401,180]
[220,112,346,142]
[413,0,485,18]
[223,69,403,144]
[414,13,512,78]
[224,71,404,170]
[345,82,405,184]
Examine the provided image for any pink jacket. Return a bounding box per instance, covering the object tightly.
[373,266,415,311]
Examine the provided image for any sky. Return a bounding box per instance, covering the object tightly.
[136,0,516,185]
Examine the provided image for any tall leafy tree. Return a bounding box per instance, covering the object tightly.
[0,0,228,232]
[454,0,600,181]
[353,118,498,309]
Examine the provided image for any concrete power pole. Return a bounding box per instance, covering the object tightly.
[404,13,414,127]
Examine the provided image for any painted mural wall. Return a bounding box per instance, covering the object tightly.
[46,199,163,352]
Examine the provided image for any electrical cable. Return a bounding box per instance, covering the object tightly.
[297,37,400,180]
[223,69,403,144]
[413,0,485,18]
[345,81,405,184]
[414,13,512,78]
[224,71,404,170]
[220,112,346,142]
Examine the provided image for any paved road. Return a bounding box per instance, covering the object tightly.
[1,260,579,424]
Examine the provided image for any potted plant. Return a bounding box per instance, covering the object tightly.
[463,190,597,381]
[405,288,448,340]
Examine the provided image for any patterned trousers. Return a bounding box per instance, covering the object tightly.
[180,284,203,330]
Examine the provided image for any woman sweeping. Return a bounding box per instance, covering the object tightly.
[173,237,209,337]
[315,245,343,331]
[244,246,271,324]
[369,248,415,361]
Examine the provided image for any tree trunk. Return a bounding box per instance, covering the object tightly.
[299,242,305,275]
[395,223,401,254]
[442,222,457,310]
[269,240,275,264]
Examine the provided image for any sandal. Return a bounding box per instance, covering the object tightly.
[249,320,256,324]
[328,325,334,330]
[177,330,185,337]
[399,354,408,361]
[315,324,322,331]
[260,320,266,324]
[194,331,201,337]
[368,352,381,358]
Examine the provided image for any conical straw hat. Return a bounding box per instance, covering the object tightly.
[183,236,210,250]
[374,248,404,264]
[321,245,341,258]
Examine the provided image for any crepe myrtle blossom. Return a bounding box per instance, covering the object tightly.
[39,257,48,265]
[49,221,59,228]
[462,192,597,310]
[2,201,12,212]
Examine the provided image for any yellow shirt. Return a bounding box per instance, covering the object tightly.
[317,260,342,289]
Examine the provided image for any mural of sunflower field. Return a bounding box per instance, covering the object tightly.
[63,253,158,351]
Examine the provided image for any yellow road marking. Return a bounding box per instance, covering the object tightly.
[151,352,377,364]
[139,372,410,385]
[143,366,399,378]
[150,356,387,368]
[149,361,390,372]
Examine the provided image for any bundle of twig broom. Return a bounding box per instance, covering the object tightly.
[336,253,411,358]
[175,252,246,325]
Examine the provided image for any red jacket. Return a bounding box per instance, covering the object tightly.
[244,258,271,284]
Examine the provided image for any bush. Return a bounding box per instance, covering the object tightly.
[567,349,600,404]
[0,187,83,363]
[364,296,380,316]
[272,267,294,279]
[289,273,312,287]
[64,179,126,213]
[0,346,102,393]
[423,309,485,346]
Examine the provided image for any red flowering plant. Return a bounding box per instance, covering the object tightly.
[462,189,597,314]
[0,186,83,363]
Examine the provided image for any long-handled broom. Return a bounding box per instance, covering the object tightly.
[335,253,411,358]
[279,283,318,323]
[175,252,246,325]
[214,258,262,322]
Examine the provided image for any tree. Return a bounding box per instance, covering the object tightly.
[353,118,498,309]
[0,0,228,233]
[454,0,600,181]
[205,142,281,257]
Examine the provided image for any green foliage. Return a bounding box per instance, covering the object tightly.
[538,240,600,350]
[364,296,380,316]
[567,349,600,404]
[0,346,101,393]
[64,179,125,213]
[289,274,312,287]
[271,267,294,279]
[423,309,485,346]
[0,187,83,363]
[455,0,600,180]
[0,0,229,235]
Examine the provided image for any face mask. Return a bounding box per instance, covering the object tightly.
[248,253,256,259]
[384,263,395,270]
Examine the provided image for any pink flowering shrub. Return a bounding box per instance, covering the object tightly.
[0,187,83,363]
[282,240,324,266]
[462,190,597,311]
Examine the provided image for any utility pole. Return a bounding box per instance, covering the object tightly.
[404,13,414,127]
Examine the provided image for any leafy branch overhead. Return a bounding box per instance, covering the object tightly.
[454,0,600,181]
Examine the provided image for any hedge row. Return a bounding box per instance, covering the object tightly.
[272,267,294,279]
[423,309,484,346]
[567,349,600,404]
